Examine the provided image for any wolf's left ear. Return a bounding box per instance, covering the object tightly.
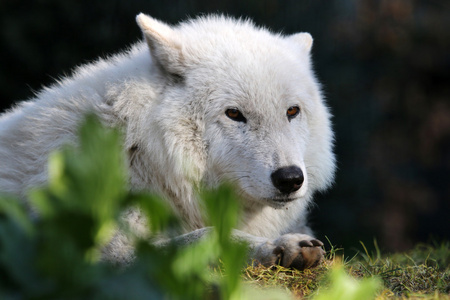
[288,32,313,53]
[136,13,184,77]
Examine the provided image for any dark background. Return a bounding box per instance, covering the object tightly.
[1,0,448,254]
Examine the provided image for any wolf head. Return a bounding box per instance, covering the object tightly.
[135,14,335,209]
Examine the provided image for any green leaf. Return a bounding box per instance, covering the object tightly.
[131,193,179,234]
[0,195,34,235]
[314,264,382,300]
[201,184,241,243]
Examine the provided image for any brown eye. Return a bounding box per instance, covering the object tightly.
[225,108,247,123]
[286,106,300,120]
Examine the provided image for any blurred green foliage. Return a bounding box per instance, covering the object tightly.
[0,115,252,299]
[314,264,382,300]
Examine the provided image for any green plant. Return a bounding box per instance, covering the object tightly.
[0,115,280,299]
[313,263,382,300]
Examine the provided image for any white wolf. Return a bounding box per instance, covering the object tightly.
[0,14,335,269]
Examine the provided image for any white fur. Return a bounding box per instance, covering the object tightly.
[0,14,335,266]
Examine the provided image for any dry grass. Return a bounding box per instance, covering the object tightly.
[240,242,450,299]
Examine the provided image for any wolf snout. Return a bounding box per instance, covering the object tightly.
[270,166,304,194]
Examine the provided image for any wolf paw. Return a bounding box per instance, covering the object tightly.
[270,234,325,270]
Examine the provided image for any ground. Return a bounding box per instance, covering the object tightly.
[242,241,450,299]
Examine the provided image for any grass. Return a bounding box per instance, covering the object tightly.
[240,241,450,299]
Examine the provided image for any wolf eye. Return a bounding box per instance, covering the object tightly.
[286,106,300,120]
[225,108,247,123]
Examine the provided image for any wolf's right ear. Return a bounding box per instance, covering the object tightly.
[288,32,313,53]
[136,13,184,77]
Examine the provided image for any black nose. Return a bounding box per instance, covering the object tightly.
[271,166,304,194]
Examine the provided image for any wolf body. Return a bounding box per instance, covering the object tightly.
[0,14,335,269]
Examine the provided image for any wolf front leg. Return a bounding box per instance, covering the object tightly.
[155,228,325,270]
[231,231,326,270]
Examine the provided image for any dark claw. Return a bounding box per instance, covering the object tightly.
[273,245,285,255]
[273,246,284,266]
[311,239,324,247]
[299,240,314,247]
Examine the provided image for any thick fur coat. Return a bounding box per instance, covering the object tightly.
[0,14,335,269]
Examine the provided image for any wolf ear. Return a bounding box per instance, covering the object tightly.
[136,13,184,77]
[288,32,313,53]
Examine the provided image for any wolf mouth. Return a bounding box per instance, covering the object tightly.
[270,197,297,203]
